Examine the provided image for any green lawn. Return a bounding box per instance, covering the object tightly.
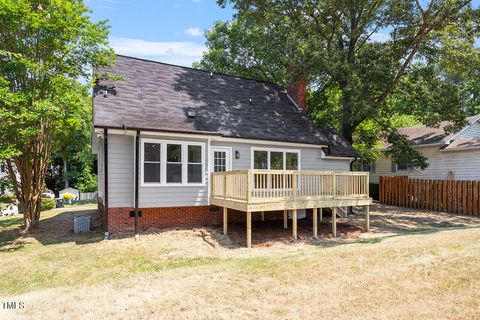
[0,205,479,319]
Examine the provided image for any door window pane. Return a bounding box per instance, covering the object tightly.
[214,151,227,172]
[270,152,284,170]
[286,152,298,170]
[253,151,268,169]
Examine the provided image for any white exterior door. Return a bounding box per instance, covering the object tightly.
[210,147,232,172]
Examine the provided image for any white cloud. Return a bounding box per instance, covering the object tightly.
[192,0,203,3]
[184,27,202,37]
[109,36,206,67]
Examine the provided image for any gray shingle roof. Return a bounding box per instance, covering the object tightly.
[93,55,358,157]
[381,115,480,148]
[443,137,480,151]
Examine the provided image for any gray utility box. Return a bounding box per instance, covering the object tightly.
[74,215,91,233]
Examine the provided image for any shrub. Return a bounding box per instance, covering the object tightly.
[63,193,74,201]
[0,195,15,203]
[41,198,56,211]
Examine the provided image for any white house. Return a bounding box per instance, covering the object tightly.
[59,187,80,200]
[92,55,371,242]
[370,115,480,184]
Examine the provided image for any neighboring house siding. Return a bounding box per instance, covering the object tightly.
[456,121,480,139]
[108,134,135,208]
[370,145,480,183]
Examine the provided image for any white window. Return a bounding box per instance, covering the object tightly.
[210,147,232,173]
[141,139,205,186]
[252,148,300,170]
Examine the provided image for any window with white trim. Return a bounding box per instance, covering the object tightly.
[142,140,204,185]
[143,143,161,183]
[252,148,300,170]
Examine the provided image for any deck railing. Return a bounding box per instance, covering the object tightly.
[211,170,369,203]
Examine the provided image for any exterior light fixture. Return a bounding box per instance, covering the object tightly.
[235,151,240,159]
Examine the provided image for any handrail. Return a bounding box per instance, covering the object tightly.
[211,170,370,202]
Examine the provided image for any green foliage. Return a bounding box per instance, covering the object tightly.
[40,198,56,211]
[0,195,15,203]
[0,0,113,229]
[203,0,480,169]
[62,193,74,201]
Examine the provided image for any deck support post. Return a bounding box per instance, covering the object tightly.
[319,208,323,222]
[223,207,228,235]
[365,205,370,232]
[292,209,297,240]
[261,211,264,222]
[246,210,252,248]
[332,207,337,237]
[283,210,287,229]
[313,208,318,238]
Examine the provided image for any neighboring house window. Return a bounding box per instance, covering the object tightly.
[252,148,300,170]
[142,140,204,186]
[0,164,4,173]
[391,160,414,172]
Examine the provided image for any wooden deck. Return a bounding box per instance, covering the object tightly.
[210,170,372,247]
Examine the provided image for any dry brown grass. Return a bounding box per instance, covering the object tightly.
[1,204,480,320]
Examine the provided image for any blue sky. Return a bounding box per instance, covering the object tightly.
[85,0,479,67]
[85,0,235,66]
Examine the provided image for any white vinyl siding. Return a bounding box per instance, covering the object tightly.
[211,141,351,171]
[104,133,352,208]
[108,134,134,208]
[456,121,480,139]
[370,145,480,183]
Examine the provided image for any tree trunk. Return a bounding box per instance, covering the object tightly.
[63,156,69,189]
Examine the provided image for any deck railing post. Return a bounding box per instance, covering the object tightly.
[247,170,251,202]
[292,172,297,201]
[332,173,336,198]
[223,172,227,199]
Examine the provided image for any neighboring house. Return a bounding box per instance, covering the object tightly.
[92,55,361,235]
[59,187,79,200]
[370,115,480,184]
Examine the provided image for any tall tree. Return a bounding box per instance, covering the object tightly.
[0,0,112,230]
[198,0,479,166]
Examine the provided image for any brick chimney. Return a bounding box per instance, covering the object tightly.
[286,64,307,112]
[287,80,307,112]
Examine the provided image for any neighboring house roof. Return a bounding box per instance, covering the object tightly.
[93,55,358,158]
[442,137,480,151]
[381,115,480,149]
[59,187,79,194]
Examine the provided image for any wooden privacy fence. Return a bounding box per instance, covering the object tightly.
[379,176,480,215]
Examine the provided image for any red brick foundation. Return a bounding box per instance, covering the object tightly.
[107,206,223,234]
[107,206,332,235]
